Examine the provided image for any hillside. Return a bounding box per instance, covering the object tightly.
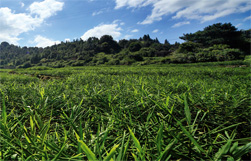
[0,23,250,68]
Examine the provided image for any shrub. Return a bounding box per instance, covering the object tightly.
[107,59,120,65]
[138,47,157,57]
[18,62,32,68]
[172,44,244,63]
[120,57,136,65]
[128,52,144,61]
[177,41,201,53]
[243,55,251,64]
[170,53,188,63]
[200,45,243,61]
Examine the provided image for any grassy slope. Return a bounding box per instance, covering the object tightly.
[0,62,250,160]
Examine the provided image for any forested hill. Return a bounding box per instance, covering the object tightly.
[0,23,250,68]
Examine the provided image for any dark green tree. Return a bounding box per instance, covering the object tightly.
[180,23,245,50]
[99,35,120,54]
[129,42,142,52]
[118,39,129,49]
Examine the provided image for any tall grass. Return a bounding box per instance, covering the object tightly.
[0,63,250,160]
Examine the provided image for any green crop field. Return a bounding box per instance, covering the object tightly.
[0,61,250,160]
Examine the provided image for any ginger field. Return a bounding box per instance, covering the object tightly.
[0,62,250,160]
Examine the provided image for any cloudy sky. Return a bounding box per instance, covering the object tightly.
[0,0,250,47]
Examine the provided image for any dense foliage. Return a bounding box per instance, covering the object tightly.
[180,23,249,51]
[171,44,244,63]
[0,34,173,68]
[0,62,250,160]
[0,23,250,68]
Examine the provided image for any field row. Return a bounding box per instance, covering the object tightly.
[1,64,250,160]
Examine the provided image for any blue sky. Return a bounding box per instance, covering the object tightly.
[0,0,250,47]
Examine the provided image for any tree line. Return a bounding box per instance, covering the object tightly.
[0,23,250,68]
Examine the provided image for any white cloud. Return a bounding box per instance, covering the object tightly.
[172,21,190,28]
[92,10,103,16]
[92,8,110,16]
[152,29,158,33]
[115,0,251,24]
[28,0,64,19]
[0,7,42,45]
[20,2,25,8]
[144,0,250,24]
[81,23,122,40]
[112,19,124,24]
[0,0,64,45]
[235,23,242,28]
[34,35,60,47]
[0,34,20,45]
[131,29,139,33]
[124,34,133,39]
[115,0,157,9]
[115,0,144,9]
[244,16,251,21]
